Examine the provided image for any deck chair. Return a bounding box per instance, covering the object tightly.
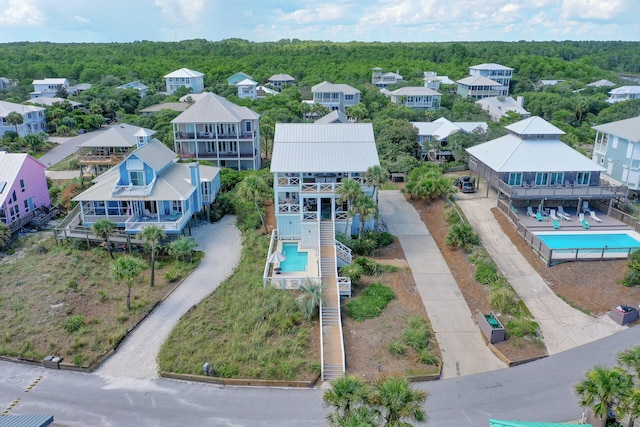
[536,211,544,221]
[582,201,591,213]
[558,206,571,220]
[590,211,602,222]
[549,209,558,221]
[553,219,560,229]
[582,219,591,229]
[527,206,536,218]
[578,212,585,223]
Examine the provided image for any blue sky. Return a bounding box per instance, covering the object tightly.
[0,0,637,43]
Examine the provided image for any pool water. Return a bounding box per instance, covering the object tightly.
[537,233,640,251]
[279,242,308,272]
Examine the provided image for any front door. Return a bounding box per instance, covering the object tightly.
[321,198,332,220]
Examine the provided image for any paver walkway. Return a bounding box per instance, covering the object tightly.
[456,183,624,355]
[96,215,241,378]
[379,191,506,378]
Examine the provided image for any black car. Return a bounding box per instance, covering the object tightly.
[455,176,476,193]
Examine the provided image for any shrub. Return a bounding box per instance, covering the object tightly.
[621,250,640,287]
[339,263,364,284]
[444,206,461,225]
[388,340,407,357]
[474,261,499,285]
[489,287,518,315]
[164,268,180,282]
[65,315,85,333]
[418,349,440,365]
[506,318,540,339]
[345,282,395,321]
[446,222,480,251]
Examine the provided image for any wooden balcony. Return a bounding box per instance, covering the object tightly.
[79,154,125,165]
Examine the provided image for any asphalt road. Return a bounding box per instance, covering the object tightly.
[2,325,638,426]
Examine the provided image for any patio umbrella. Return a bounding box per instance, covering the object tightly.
[268,251,286,266]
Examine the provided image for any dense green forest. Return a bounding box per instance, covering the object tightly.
[1,39,640,173]
[0,39,639,89]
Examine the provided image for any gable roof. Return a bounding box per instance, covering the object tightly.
[390,87,441,96]
[586,79,615,87]
[74,146,219,202]
[505,116,565,136]
[171,92,259,124]
[0,100,45,117]
[268,74,295,82]
[312,81,361,95]
[131,139,177,171]
[235,78,257,86]
[609,86,640,95]
[315,110,349,124]
[0,152,44,206]
[412,118,487,141]
[117,81,148,90]
[467,117,601,173]
[271,123,379,173]
[592,116,640,143]
[164,68,204,78]
[32,78,68,85]
[457,76,501,86]
[79,124,156,148]
[470,63,514,71]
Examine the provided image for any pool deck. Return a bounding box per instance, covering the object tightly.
[273,240,319,278]
[515,206,631,233]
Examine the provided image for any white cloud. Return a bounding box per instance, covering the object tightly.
[499,3,522,13]
[154,0,205,25]
[0,0,44,26]
[561,0,628,20]
[72,15,90,24]
[274,4,352,24]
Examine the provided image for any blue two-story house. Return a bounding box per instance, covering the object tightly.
[72,132,220,234]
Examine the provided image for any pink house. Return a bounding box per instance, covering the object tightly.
[0,152,50,232]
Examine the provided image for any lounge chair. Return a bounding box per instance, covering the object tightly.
[536,211,545,221]
[590,211,602,222]
[553,219,560,229]
[582,201,591,213]
[558,206,571,220]
[510,205,519,214]
[527,206,536,218]
[549,209,558,221]
[579,213,590,229]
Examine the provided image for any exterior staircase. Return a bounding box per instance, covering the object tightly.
[319,221,346,381]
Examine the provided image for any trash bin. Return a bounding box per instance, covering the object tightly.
[609,305,639,325]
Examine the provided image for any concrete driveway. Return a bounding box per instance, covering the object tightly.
[455,181,624,355]
[379,190,506,378]
[96,215,241,378]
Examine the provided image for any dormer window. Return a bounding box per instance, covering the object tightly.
[126,159,144,186]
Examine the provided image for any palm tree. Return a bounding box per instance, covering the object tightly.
[92,219,117,259]
[296,280,324,321]
[235,174,271,234]
[575,365,632,425]
[352,194,378,239]
[618,346,640,380]
[140,225,165,288]
[111,255,147,310]
[617,346,640,424]
[6,111,23,134]
[323,375,373,425]
[370,375,428,426]
[0,223,11,250]
[365,165,388,201]
[169,236,198,263]
[337,178,363,236]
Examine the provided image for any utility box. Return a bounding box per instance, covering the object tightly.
[609,305,639,326]
[478,312,506,344]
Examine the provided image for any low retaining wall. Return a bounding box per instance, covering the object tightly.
[160,371,321,388]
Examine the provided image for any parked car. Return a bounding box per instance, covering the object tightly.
[455,176,476,193]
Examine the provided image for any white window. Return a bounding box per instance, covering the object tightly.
[535,172,549,186]
[508,173,522,186]
[130,171,144,186]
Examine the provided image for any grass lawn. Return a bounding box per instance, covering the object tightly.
[0,233,200,368]
[158,230,320,381]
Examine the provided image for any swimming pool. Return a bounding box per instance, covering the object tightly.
[279,242,309,272]
[537,232,640,252]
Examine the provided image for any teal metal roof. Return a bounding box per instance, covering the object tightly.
[489,419,591,427]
